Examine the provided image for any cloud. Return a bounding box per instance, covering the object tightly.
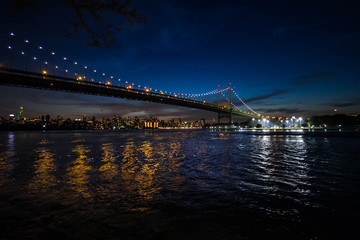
[291,72,334,86]
[242,89,290,103]
[254,108,306,115]
[273,21,328,35]
[333,102,359,108]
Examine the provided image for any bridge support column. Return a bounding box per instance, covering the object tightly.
[218,111,233,125]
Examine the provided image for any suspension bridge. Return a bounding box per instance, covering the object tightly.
[0,32,266,123]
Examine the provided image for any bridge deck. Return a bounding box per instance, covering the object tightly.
[0,67,257,118]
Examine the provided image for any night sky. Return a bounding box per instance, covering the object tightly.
[0,0,359,121]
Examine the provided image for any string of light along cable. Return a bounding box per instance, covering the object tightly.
[232,89,260,116]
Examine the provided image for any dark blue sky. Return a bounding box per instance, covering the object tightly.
[0,0,359,121]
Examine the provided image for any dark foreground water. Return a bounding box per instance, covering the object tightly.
[0,130,359,240]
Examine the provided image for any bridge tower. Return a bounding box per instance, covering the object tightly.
[217,83,233,124]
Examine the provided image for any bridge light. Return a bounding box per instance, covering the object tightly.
[10,32,14,36]
[55,66,58,69]
[38,46,43,49]
[107,81,111,85]
[84,66,87,69]
[145,88,150,92]
[25,40,29,43]
[42,70,47,75]
[8,46,11,49]
[21,52,24,55]
[51,52,55,55]
[94,70,96,72]
[63,57,67,60]
[74,62,78,65]
[33,57,37,60]
[77,76,82,80]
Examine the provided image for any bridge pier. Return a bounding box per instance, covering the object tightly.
[217,83,233,125]
[218,110,233,124]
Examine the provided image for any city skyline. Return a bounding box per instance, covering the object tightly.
[0,1,359,120]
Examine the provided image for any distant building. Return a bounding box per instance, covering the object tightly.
[200,118,205,127]
[19,106,24,120]
[144,117,159,129]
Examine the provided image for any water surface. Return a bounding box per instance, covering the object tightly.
[0,130,359,239]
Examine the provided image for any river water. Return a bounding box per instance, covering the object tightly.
[0,130,359,239]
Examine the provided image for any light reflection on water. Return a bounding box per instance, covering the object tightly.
[67,144,93,198]
[0,132,16,187]
[99,143,119,182]
[0,130,359,239]
[28,140,57,193]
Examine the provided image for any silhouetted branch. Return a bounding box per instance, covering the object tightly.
[11,0,147,47]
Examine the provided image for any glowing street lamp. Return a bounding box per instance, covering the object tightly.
[42,70,47,79]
